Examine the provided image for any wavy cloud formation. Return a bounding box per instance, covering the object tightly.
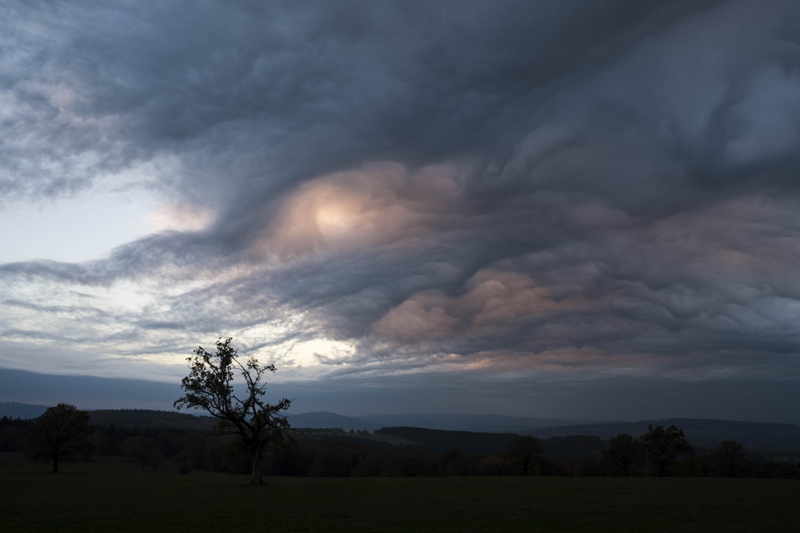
[2,1,800,418]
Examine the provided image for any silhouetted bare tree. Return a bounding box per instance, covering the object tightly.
[714,440,747,477]
[25,403,93,473]
[508,434,542,475]
[175,337,291,484]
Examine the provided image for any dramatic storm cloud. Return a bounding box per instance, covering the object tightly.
[2,0,800,420]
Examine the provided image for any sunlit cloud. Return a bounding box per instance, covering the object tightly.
[147,201,214,233]
[254,162,465,260]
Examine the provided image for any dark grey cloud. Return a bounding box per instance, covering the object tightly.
[0,0,733,204]
[2,0,800,419]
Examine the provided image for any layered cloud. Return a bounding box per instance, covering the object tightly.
[2,1,800,416]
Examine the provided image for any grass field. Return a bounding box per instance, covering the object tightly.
[2,453,799,532]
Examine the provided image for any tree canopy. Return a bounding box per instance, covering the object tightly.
[174,337,291,484]
[715,440,747,478]
[640,424,693,477]
[25,403,93,473]
[601,434,646,477]
[508,434,542,475]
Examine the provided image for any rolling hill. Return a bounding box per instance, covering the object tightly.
[286,412,383,431]
[356,413,593,433]
[6,401,800,452]
[87,409,216,430]
[530,418,800,451]
[0,402,50,419]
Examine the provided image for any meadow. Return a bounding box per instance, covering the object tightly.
[1,453,798,532]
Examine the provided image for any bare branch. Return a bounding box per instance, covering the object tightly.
[174,337,292,485]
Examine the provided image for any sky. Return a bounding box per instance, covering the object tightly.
[2,0,800,422]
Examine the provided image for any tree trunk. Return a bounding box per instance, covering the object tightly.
[250,446,265,485]
[52,455,59,473]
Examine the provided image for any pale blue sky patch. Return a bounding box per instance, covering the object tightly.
[0,191,157,263]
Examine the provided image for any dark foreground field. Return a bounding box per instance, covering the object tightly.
[2,453,799,532]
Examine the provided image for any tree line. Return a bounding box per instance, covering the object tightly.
[4,412,800,479]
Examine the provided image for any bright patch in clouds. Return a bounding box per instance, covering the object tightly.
[147,202,213,233]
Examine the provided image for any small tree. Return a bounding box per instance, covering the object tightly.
[507,434,542,476]
[640,424,693,477]
[714,440,747,478]
[174,337,291,485]
[25,403,93,473]
[601,434,646,477]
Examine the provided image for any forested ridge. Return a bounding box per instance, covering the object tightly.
[4,412,800,479]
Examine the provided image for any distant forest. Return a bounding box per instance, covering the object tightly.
[3,412,800,479]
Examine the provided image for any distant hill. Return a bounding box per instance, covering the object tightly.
[372,427,609,459]
[0,402,51,419]
[530,418,800,451]
[357,413,593,433]
[375,426,518,454]
[285,412,593,433]
[0,403,598,432]
[88,409,216,430]
[286,412,383,431]
[8,402,798,453]
[541,435,607,461]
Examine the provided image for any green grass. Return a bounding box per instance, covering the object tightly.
[1,453,799,532]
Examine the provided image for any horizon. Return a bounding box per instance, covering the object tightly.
[2,367,799,427]
[3,1,800,424]
[8,398,800,430]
